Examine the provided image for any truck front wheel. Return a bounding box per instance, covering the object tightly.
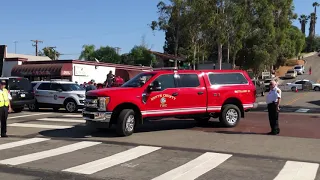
[219,104,240,127]
[116,109,136,136]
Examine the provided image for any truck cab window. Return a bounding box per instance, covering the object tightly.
[122,73,155,88]
[152,74,176,91]
[176,74,200,87]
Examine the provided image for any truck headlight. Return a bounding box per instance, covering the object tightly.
[98,97,110,111]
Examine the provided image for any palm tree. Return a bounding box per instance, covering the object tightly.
[309,13,317,37]
[299,14,309,35]
[79,44,96,61]
[312,2,319,35]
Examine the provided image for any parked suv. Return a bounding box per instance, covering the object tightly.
[29,80,85,113]
[0,77,34,112]
[83,69,258,136]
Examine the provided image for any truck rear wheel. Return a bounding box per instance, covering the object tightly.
[219,104,240,127]
[116,109,136,136]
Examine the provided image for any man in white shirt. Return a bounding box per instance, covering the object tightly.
[0,80,12,138]
[266,80,281,135]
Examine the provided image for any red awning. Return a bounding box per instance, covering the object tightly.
[11,63,72,76]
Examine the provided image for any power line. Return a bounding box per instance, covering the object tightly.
[31,40,43,56]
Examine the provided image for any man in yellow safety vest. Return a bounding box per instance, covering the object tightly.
[0,80,12,137]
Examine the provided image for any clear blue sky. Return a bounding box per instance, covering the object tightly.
[0,0,317,59]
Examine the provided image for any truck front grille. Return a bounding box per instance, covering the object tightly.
[84,96,98,111]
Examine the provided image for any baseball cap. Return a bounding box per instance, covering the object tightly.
[0,80,6,85]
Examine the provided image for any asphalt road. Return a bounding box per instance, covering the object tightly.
[279,53,320,84]
[1,110,320,179]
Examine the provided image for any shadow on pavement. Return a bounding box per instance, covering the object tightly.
[38,119,230,139]
[307,100,320,106]
[213,131,268,136]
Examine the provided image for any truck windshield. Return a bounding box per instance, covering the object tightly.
[122,73,155,87]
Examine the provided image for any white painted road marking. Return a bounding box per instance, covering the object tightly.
[37,118,85,123]
[258,102,267,105]
[8,113,52,119]
[8,123,73,129]
[0,141,101,165]
[0,138,50,151]
[273,161,319,180]
[151,152,232,180]
[295,108,310,113]
[63,145,161,175]
[62,114,82,118]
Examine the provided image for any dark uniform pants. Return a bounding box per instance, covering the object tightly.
[267,102,280,133]
[0,106,8,136]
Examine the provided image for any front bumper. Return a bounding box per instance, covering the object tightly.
[82,110,112,123]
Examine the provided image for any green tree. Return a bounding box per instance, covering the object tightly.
[38,47,60,60]
[129,46,156,66]
[79,45,121,63]
[79,45,96,61]
[151,0,187,67]
[94,46,121,63]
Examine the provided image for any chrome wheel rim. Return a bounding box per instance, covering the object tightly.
[125,115,135,132]
[66,102,76,112]
[226,109,238,124]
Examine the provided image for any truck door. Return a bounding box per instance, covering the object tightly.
[175,72,207,114]
[144,73,181,117]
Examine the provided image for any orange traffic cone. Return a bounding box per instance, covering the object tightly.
[295,87,298,92]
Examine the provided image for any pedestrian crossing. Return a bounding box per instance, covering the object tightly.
[7,114,84,130]
[0,137,319,179]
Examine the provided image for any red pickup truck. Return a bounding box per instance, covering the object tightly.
[83,69,258,136]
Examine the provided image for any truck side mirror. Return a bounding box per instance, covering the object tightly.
[57,88,63,92]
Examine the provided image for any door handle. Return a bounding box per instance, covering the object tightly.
[198,91,204,95]
[172,92,178,96]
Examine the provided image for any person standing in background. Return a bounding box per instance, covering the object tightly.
[106,71,114,87]
[266,80,281,135]
[0,80,13,138]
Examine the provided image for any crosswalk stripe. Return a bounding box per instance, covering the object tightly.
[273,161,319,180]
[151,152,232,180]
[8,113,52,119]
[63,145,161,175]
[0,138,50,151]
[8,123,73,129]
[37,118,85,123]
[62,114,82,118]
[0,141,101,165]
[295,108,310,113]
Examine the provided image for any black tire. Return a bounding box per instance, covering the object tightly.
[64,99,78,113]
[28,102,39,111]
[314,86,320,91]
[194,117,210,125]
[53,107,60,112]
[219,104,241,127]
[291,87,296,91]
[13,107,24,113]
[116,109,136,137]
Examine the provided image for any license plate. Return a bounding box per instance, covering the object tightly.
[20,94,25,97]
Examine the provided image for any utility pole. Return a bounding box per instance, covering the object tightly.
[31,40,43,56]
[13,41,18,53]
